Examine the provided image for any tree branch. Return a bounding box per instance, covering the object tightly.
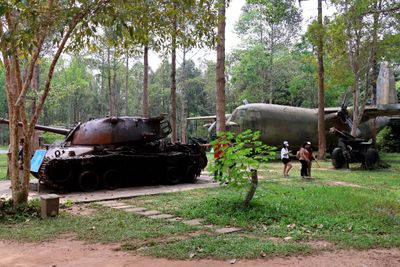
[362,3,400,15]
[29,0,110,136]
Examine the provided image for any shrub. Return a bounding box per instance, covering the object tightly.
[376,126,400,152]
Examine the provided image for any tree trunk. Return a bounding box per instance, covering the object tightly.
[170,12,178,143]
[112,53,117,116]
[171,46,177,143]
[180,49,187,144]
[370,0,380,105]
[268,26,274,104]
[107,47,115,117]
[125,53,129,115]
[100,51,105,116]
[317,0,326,159]
[243,169,258,208]
[350,31,361,136]
[216,0,226,132]
[143,46,149,118]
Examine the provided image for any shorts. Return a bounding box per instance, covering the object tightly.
[282,158,291,164]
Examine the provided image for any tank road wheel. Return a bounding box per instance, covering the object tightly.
[78,171,100,192]
[50,161,74,184]
[103,169,122,190]
[185,165,198,183]
[165,167,183,185]
[364,148,379,170]
[331,148,346,169]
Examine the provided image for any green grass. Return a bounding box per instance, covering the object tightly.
[0,205,197,242]
[123,153,400,257]
[0,153,7,180]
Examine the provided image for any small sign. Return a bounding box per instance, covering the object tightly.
[30,150,46,173]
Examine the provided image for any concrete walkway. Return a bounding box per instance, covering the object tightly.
[0,173,218,204]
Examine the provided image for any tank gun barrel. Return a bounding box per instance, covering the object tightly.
[0,118,70,135]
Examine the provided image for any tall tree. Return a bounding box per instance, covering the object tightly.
[143,46,149,117]
[316,0,326,159]
[125,53,129,115]
[166,0,217,142]
[180,48,188,143]
[216,0,226,132]
[329,0,400,136]
[170,5,178,142]
[0,0,111,206]
[235,0,301,103]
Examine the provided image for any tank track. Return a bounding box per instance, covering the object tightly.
[38,144,207,191]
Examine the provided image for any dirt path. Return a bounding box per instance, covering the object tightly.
[0,239,399,267]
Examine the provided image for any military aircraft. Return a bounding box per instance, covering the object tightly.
[188,62,400,169]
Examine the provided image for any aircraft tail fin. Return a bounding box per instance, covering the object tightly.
[376,62,398,105]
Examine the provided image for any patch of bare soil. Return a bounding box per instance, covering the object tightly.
[62,204,97,216]
[325,181,365,188]
[1,239,399,267]
[304,240,335,250]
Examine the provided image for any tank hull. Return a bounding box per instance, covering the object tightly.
[34,143,207,191]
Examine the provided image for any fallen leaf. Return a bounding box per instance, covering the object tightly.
[230,259,237,264]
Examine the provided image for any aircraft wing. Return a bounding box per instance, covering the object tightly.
[361,104,400,121]
[186,114,231,121]
[186,115,217,121]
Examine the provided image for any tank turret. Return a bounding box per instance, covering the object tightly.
[1,116,207,191]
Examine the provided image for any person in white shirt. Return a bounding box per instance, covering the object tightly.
[281,141,292,177]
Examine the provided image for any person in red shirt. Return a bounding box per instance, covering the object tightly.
[213,141,228,179]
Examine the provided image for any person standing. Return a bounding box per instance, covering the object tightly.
[281,141,292,177]
[299,142,311,178]
[18,138,24,170]
[306,141,313,178]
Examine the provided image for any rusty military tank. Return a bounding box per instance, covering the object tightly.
[0,116,207,191]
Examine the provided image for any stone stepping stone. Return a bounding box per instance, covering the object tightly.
[124,207,147,213]
[112,205,133,209]
[137,210,161,216]
[148,214,175,219]
[215,227,241,234]
[167,218,181,222]
[182,219,202,226]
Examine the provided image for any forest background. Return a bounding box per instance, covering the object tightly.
[0,0,399,144]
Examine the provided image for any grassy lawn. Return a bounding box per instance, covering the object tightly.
[0,153,7,180]
[123,153,400,258]
[0,153,399,260]
[0,204,197,243]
